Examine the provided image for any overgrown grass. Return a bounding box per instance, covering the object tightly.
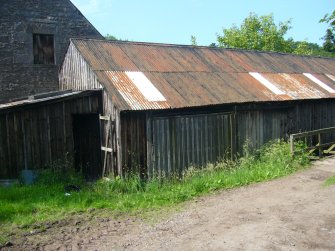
[0,140,309,241]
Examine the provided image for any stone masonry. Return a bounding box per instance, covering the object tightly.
[0,0,103,102]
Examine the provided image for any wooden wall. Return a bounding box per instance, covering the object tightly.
[121,112,147,178]
[59,42,122,178]
[235,99,335,152]
[59,43,102,91]
[120,99,335,177]
[148,112,234,177]
[0,91,102,179]
[236,108,290,152]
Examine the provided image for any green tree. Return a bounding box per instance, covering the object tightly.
[322,29,335,52]
[291,41,334,57]
[105,34,118,41]
[292,41,313,55]
[190,35,198,46]
[217,13,293,53]
[320,10,335,52]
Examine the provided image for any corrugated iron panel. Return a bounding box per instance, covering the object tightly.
[71,39,335,110]
[0,90,99,111]
[100,71,170,110]
[264,73,327,99]
[303,73,335,94]
[312,74,335,91]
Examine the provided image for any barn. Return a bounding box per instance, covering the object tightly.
[58,39,335,178]
[0,90,103,180]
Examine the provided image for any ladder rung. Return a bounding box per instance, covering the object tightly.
[99,115,110,121]
[101,146,112,152]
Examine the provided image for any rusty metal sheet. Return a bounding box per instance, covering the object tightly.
[264,73,327,99]
[314,74,335,91]
[71,39,335,111]
[100,71,170,110]
[0,90,98,111]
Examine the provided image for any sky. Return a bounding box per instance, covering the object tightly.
[71,0,333,46]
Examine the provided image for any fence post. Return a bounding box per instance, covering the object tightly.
[318,133,322,158]
[290,134,294,156]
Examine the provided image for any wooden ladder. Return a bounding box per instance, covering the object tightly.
[100,114,115,177]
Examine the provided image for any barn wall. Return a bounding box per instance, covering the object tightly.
[60,44,123,178]
[147,112,234,177]
[294,100,335,131]
[0,91,102,179]
[236,108,291,152]
[294,100,335,146]
[59,43,102,91]
[121,112,147,177]
[140,99,335,177]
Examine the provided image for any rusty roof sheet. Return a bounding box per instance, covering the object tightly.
[71,39,335,110]
[0,90,100,111]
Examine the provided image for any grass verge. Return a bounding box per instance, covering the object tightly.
[324,175,335,186]
[0,140,309,244]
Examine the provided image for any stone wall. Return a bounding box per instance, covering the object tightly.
[0,0,103,102]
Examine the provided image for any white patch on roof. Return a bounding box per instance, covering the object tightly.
[303,73,335,94]
[125,71,167,102]
[326,74,335,82]
[249,72,285,95]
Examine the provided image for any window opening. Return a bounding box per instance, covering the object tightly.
[33,34,55,64]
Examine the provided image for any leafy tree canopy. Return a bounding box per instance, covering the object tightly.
[105,34,118,41]
[216,12,335,57]
[320,10,335,27]
[190,35,198,46]
[217,13,293,53]
[320,10,335,52]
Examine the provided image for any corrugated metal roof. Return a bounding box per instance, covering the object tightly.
[71,39,335,110]
[0,90,101,111]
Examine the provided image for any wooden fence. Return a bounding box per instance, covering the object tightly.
[290,127,335,158]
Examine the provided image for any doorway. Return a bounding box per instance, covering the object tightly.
[72,113,102,180]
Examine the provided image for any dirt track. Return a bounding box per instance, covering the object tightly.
[5,157,335,250]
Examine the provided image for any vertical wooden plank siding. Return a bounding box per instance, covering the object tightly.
[0,92,102,179]
[120,112,147,177]
[145,100,335,177]
[59,43,102,91]
[236,109,289,152]
[148,112,234,177]
[59,43,123,178]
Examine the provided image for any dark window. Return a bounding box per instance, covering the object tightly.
[33,34,55,64]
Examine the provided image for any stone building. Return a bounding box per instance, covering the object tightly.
[0,0,103,102]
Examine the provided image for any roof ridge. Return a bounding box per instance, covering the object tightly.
[70,38,335,60]
[95,69,327,74]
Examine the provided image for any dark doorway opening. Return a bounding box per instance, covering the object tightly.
[72,113,102,180]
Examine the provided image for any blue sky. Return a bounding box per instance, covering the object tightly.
[71,0,333,46]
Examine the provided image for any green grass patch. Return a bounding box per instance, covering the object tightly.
[0,140,310,243]
[324,175,335,186]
